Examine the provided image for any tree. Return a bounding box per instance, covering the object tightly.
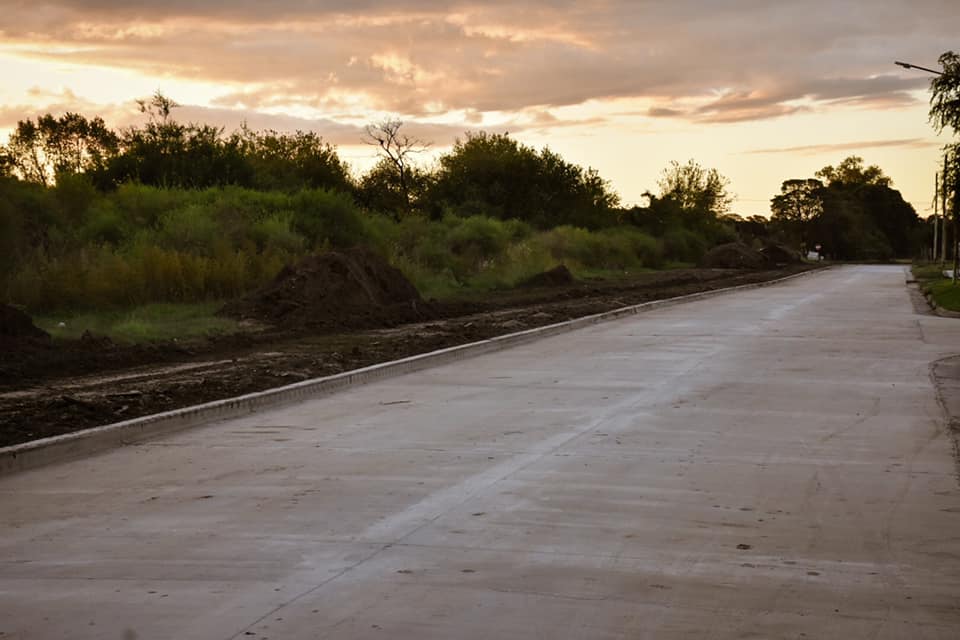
[5,119,51,184]
[97,92,255,189]
[136,90,180,124]
[723,214,770,246]
[930,51,960,136]
[363,119,429,215]
[237,127,352,193]
[770,178,824,250]
[657,159,733,217]
[2,113,119,185]
[0,148,13,178]
[102,121,251,189]
[772,156,920,260]
[428,131,618,229]
[815,156,890,188]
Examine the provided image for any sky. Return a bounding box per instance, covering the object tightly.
[1,0,957,217]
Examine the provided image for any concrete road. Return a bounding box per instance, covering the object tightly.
[3,265,960,639]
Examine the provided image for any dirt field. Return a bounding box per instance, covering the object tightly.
[0,265,817,448]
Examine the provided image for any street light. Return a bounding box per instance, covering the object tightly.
[894,60,943,76]
[896,60,954,279]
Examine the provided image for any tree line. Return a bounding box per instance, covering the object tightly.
[0,90,935,312]
[769,157,922,260]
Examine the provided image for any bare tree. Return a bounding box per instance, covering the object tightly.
[362,119,429,213]
[136,90,180,124]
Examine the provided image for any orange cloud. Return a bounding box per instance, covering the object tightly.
[0,1,951,122]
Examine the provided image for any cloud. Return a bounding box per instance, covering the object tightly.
[745,138,940,155]
[646,107,684,118]
[0,87,130,128]
[0,88,568,150]
[0,1,955,125]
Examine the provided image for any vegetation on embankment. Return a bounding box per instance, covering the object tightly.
[1,179,680,311]
[913,263,960,312]
[0,97,928,320]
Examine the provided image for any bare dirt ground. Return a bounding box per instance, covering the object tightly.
[0,265,817,448]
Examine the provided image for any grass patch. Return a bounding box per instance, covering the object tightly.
[925,279,960,312]
[35,302,243,344]
[912,262,960,312]
[911,263,947,282]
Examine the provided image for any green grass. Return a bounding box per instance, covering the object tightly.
[35,302,243,344]
[912,262,960,312]
[925,279,960,312]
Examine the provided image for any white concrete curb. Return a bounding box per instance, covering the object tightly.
[1,268,825,475]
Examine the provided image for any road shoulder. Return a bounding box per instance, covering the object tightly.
[932,355,960,477]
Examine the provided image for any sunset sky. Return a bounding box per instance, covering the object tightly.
[1,1,957,216]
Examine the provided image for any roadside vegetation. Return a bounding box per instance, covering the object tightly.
[912,263,960,312]
[0,92,931,341]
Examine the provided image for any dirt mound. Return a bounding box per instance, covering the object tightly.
[519,264,575,288]
[700,243,768,270]
[0,303,49,342]
[221,247,431,330]
[760,243,802,265]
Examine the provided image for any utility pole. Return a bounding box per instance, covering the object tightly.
[934,172,940,261]
[943,151,960,286]
[944,153,950,268]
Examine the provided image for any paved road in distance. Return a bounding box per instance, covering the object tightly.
[2,265,960,639]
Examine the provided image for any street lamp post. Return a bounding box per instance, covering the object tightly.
[896,60,955,281]
[894,60,943,76]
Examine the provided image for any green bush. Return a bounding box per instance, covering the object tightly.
[662,228,708,263]
[111,183,191,229]
[158,204,221,253]
[446,215,511,260]
[290,189,365,248]
[80,201,128,246]
[250,213,305,253]
[542,225,662,270]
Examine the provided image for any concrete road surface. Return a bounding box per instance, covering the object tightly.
[3,265,960,639]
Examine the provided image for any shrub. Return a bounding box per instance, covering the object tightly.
[250,213,305,253]
[446,215,511,261]
[80,201,128,246]
[662,228,708,263]
[111,183,191,229]
[290,189,365,248]
[158,204,221,254]
[51,173,99,228]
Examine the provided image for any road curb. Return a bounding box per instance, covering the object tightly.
[930,355,960,480]
[924,291,960,318]
[1,267,825,475]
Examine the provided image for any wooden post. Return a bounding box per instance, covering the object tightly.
[944,153,950,269]
[934,172,939,262]
[952,150,958,285]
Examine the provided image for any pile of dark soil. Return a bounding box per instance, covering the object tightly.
[700,243,768,270]
[221,247,433,331]
[0,303,49,345]
[760,243,802,265]
[519,265,575,288]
